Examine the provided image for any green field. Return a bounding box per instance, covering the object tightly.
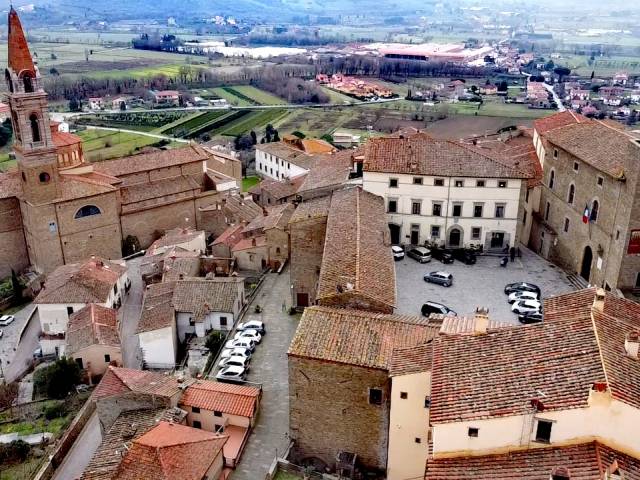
[320,86,356,104]
[230,85,286,105]
[242,176,260,192]
[77,129,174,162]
[211,87,256,107]
[161,111,230,137]
[87,63,186,80]
[218,109,289,137]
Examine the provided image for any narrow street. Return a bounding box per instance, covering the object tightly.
[3,304,39,384]
[50,411,101,480]
[120,257,144,369]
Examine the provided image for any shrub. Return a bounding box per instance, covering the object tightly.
[33,358,81,399]
[204,331,225,355]
[0,440,30,465]
[43,402,68,420]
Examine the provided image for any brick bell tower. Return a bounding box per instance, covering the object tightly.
[5,7,60,204]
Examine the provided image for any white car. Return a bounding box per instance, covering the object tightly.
[218,355,250,369]
[234,329,262,344]
[508,291,539,304]
[216,365,247,383]
[237,320,265,335]
[0,315,15,327]
[225,339,255,352]
[511,299,542,315]
[220,347,252,360]
[391,246,405,261]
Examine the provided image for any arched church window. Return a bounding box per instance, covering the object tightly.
[39,172,50,183]
[22,73,34,93]
[29,113,41,143]
[74,205,102,219]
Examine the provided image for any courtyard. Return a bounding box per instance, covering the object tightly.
[395,246,577,324]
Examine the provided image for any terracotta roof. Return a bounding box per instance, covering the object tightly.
[35,257,127,304]
[242,203,294,234]
[289,195,331,224]
[136,282,176,334]
[232,235,267,252]
[437,314,512,335]
[424,441,640,480]
[52,130,82,147]
[162,257,201,282]
[364,132,529,179]
[66,304,120,356]
[93,145,210,178]
[256,142,317,170]
[7,8,36,78]
[299,138,336,154]
[533,110,587,135]
[119,175,201,205]
[542,120,638,179]
[92,366,185,400]
[58,174,118,202]
[316,187,396,310]
[0,172,21,199]
[288,306,442,370]
[115,421,227,480]
[147,228,204,255]
[249,175,305,200]
[211,223,245,248]
[172,278,241,320]
[179,380,260,417]
[298,148,359,194]
[389,343,434,376]
[220,194,263,220]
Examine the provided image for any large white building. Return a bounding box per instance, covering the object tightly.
[362,132,531,251]
[255,137,334,181]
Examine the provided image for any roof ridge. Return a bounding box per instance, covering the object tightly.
[354,188,361,291]
[458,141,532,177]
[309,306,429,326]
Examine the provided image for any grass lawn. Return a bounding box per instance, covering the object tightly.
[231,85,286,105]
[0,157,16,172]
[211,87,255,107]
[77,129,170,162]
[87,63,185,80]
[242,176,260,192]
[0,457,44,480]
[441,98,551,119]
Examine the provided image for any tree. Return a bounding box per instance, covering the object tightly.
[119,101,127,111]
[497,81,508,92]
[553,66,571,82]
[33,358,81,399]
[49,67,60,76]
[122,235,141,257]
[68,98,81,112]
[0,383,18,410]
[0,124,12,148]
[320,133,334,144]
[291,130,306,139]
[590,70,595,80]
[272,130,280,142]
[205,331,225,355]
[250,130,257,145]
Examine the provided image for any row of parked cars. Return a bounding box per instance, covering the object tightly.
[393,245,477,265]
[505,282,543,323]
[215,320,266,383]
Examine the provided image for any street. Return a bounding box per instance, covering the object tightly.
[51,411,102,480]
[2,304,39,384]
[120,256,144,369]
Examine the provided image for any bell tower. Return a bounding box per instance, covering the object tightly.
[5,7,60,204]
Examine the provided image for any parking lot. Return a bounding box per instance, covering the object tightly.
[395,246,576,325]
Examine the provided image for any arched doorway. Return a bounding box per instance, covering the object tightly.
[448,227,462,248]
[388,223,401,245]
[580,246,593,282]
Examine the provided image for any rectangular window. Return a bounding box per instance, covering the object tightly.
[523,210,528,225]
[553,149,558,159]
[400,392,408,399]
[432,203,442,216]
[563,218,570,232]
[535,420,553,443]
[104,354,111,363]
[473,204,483,218]
[434,178,445,186]
[214,410,223,417]
[424,397,431,408]
[431,225,440,238]
[471,227,481,240]
[413,177,423,185]
[369,388,383,405]
[454,179,464,188]
[75,358,84,369]
[389,178,399,188]
[114,284,118,294]
[388,199,398,213]
[597,176,604,187]
[67,307,74,315]
[415,437,422,444]
[573,162,579,172]
[411,201,422,215]
[476,180,485,187]
[495,204,505,218]
[215,424,224,432]
[220,316,228,327]
[525,189,530,203]
[498,180,507,188]
[545,202,551,221]
[192,407,201,413]
[452,204,462,217]
[193,420,202,429]
[468,427,479,438]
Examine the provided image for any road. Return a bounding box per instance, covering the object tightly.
[2,304,39,384]
[50,411,102,480]
[541,82,566,112]
[120,257,144,369]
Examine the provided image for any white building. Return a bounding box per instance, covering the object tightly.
[362,132,530,251]
[145,227,207,256]
[255,137,334,181]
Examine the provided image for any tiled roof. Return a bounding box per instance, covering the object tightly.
[0,172,21,199]
[221,194,263,220]
[542,120,638,179]
[288,306,442,370]
[115,421,227,480]
[66,304,120,355]
[92,366,185,400]
[94,145,210,177]
[162,257,201,282]
[52,130,82,147]
[363,132,529,179]
[35,258,127,304]
[249,176,304,200]
[437,315,512,335]
[289,196,331,224]
[533,110,587,135]
[8,8,36,78]
[81,408,187,480]
[242,203,294,234]
[136,282,176,334]
[58,174,118,202]
[298,138,336,154]
[172,278,240,320]
[256,142,317,170]
[211,224,245,248]
[232,235,267,251]
[119,175,201,205]
[389,343,434,376]
[316,187,396,310]
[298,148,359,194]
[147,228,204,255]
[424,441,640,480]
[179,380,260,417]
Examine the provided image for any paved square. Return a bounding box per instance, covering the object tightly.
[395,247,576,324]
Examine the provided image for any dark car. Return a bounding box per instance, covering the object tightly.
[431,248,454,264]
[421,301,457,317]
[451,248,476,265]
[504,282,541,296]
[518,311,543,324]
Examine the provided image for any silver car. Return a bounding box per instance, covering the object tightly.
[407,247,432,263]
[423,271,453,287]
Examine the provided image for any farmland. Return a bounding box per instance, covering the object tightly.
[77,129,179,162]
[218,109,289,136]
[160,111,231,137]
[76,111,190,132]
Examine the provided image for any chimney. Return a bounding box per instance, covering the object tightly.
[625,331,639,359]
[262,206,268,217]
[473,307,489,334]
[593,288,606,313]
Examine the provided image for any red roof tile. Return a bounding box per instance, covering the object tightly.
[179,380,260,417]
[7,8,36,78]
[533,110,587,135]
[66,304,120,355]
[92,366,184,400]
[211,224,245,248]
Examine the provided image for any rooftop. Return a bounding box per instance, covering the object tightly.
[242,203,294,234]
[66,304,119,356]
[256,141,317,170]
[289,195,331,224]
[172,278,242,320]
[211,223,245,248]
[297,148,361,194]
[533,110,587,136]
[92,366,185,400]
[249,175,305,200]
[136,282,176,334]
[179,380,261,417]
[147,228,204,255]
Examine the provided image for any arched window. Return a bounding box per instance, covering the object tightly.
[590,200,599,223]
[22,73,34,93]
[567,184,575,205]
[549,169,555,190]
[11,112,20,141]
[29,113,41,143]
[39,172,50,183]
[74,205,102,219]
[5,69,13,93]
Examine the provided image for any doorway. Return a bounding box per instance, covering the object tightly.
[580,246,593,282]
[410,225,420,245]
[490,232,505,249]
[448,228,462,247]
[296,293,309,308]
[389,223,401,245]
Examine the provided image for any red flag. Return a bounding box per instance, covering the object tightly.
[582,204,589,224]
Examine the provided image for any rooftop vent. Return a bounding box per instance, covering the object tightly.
[625,331,639,359]
[593,288,606,313]
[473,307,489,334]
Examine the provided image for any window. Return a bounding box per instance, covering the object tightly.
[214,410,223,417]
[192,406,201,413]
[369,388,383,405]
[400,392,408,399]
[549,169,555,189]
[220,316,228,327]
[413,177,423,185]
[452,204,462,217]
[476,180,485,187]
[616,229,620,241]
[498,180,507,188]
[597,176,604,187]
[471,227,481,240]
[67,306,74,315]
[468,427,479,438]
[567,184,575,205]
[388,199,398,213]
[431,225,440,238]
[411,201,421,215]
[389,178,399,188]
[29,113,41,142]
[573,161,579,172]
[454,179,464,188]
[563,218,570,232]
[525,189,530,203]
[473,204,483,218]
[104,354,111,363]
[535,420,553,443]
[215,424,224,432]
[424,397,431,408]
[39,172,50,183]
[434,178,445,186]
[415,437,422,444]
[545,202,551,221]
[590,200,599,222]
[113,284,118,295]
[553,149,558,159]
[193,420,202,429]
[432,203,442,216]
[495,204,505,218]
[523,210,528,225]
[75,358,84,369]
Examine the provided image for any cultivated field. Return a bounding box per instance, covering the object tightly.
[77,129,176,162]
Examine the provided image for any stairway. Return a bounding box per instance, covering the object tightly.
[567,273,589,290]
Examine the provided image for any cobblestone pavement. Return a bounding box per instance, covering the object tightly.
[395,246,576,325]
[231,269,300,480]
[120,256,144,369]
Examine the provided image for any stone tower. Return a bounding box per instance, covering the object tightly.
[5,7,60,205]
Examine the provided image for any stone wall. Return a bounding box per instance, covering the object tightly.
[0,197,29,278]
[317,291,393,315]
[288,356,390,471]
[120,199,197,248]
[289,215,327,307]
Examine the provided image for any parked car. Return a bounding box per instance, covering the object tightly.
[518,311,544,324]
[423,271,453,287]
[508,291,539,304]
[237,320,265,335]
[451,249,476,265]
[225,339,255,352]
[234,329,262,344]
[504,282,541,296]
[421,302,457,317]
[431,248,454,264]
[218,355,250,369]
[511,299,542,315]
[216,365,247,383]
[391,245,405,261]
[407,247,432,263]
[0,315,15,327]
[220,347,252,360]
